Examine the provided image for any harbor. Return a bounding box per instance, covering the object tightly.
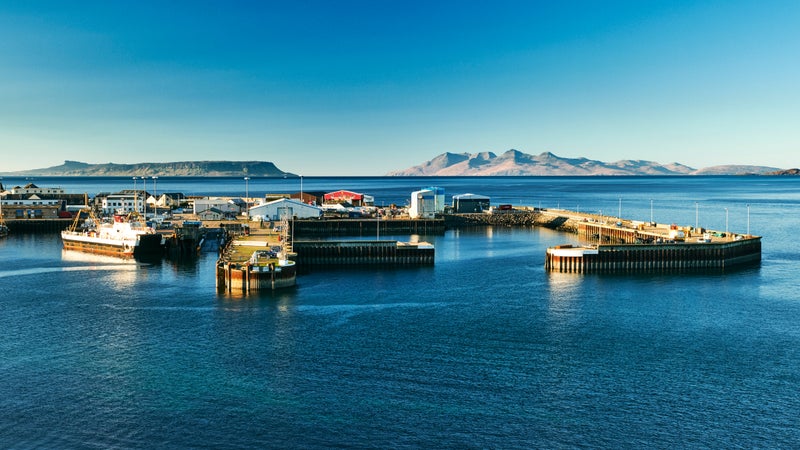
[0,179,765,288]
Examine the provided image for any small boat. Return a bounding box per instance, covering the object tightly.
[61,211,163,259]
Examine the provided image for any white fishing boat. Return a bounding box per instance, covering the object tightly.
[61,212,162,259]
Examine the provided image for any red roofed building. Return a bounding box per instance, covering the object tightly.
[323,190,374,207]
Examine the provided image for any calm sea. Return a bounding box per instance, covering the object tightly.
[1,176,799,448]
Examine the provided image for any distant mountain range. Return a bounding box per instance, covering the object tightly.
[1,160,294,177]
[387,150,786,176]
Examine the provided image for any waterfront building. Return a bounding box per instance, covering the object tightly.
[323,190,374,207]
[197,207,227,221]
[100,190,147,215]
[249,198,323,221]
[193,198,243,216]
[452,193,491,213]
[1,183,87,217]
[409,189,437,219]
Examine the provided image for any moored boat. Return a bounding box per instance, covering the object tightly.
[61,212,163,259]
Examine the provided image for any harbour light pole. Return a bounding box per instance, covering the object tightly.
[152,176,158,216]
[141,176,146,217]
[132,177,137,214]
[695,202,699,230]
[725,207,729,235]
[618,197,622,219]
[300,175,303,203]
[244,176,250,221]
[650,199,654,224]
[747,204,751,235]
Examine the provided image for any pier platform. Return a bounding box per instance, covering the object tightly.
[215,223,297,292]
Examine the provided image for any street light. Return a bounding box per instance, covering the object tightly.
[618,197,622,219]
[725,207,729,235]
[244,177,250,221]
[747,204,751,235]
[152,176,158,216]
[132,177,137,214]
[650,199,654,224]
[695,202,699,230]
[300,175,303,203]
[141,176,146,217]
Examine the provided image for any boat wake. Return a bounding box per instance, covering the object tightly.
[295,301,448,326]
[0,264,139,279]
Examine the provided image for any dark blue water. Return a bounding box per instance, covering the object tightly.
[2,177,799,448]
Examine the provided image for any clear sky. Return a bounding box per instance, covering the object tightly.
[1,0,798,175]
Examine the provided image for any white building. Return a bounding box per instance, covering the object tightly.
[248,198,323,221]
[101,192,144,215]
[8,183,65,195]
[409,189,437,219]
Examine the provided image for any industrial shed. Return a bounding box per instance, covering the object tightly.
[248,198,323,221]
[452,193,490,213]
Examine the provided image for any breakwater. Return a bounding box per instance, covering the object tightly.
[544,212,762,273]
[545,239,761,273]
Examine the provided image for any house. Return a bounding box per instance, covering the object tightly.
[453,193,491,213]
[248,198,323,221]
[323,190,374,207]
[154,192,186,208]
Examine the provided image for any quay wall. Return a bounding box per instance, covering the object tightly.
[545,239,761,274]
[292,218,445,236]
[216,261,297,293]
[293,240,434,268]
[4,219,73,233]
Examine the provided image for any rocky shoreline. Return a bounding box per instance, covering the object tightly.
[442,211,578,233]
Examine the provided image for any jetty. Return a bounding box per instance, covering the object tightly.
[216,219,436,291]
[216,222,297,292]
[544,211,761,273]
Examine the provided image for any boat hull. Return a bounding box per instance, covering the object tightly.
[61,231,162,259]
[216,260,297,291]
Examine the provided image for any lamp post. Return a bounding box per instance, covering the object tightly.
[132,177,137,214]
[725,207,729,235]
[152,176,158,216]
[650,199,653,224]
[695,202,699,230]
[747,204,751,235]
[618,197,621,219]
[141,176,146,217]
[300,175,303,204]
[244,176,250,221]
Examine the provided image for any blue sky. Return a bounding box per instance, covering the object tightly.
[1,1,798,175]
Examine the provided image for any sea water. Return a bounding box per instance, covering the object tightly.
[1,176,799,448]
